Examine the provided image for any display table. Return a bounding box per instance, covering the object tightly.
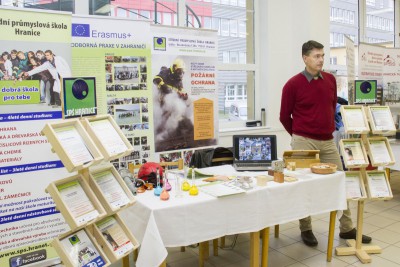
[120,165,347,267]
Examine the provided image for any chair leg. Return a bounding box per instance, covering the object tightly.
[220,236,226,247]
[274,224,279,238]
[213,238,218,256]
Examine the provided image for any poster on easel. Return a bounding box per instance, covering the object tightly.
[340,139,369,168]
[345,171,367,200]
[365,171,393,200]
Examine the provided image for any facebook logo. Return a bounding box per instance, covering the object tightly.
[72,23,90,37]
[10,257,22,267]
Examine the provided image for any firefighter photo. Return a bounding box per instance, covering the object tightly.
[153,58,188,105]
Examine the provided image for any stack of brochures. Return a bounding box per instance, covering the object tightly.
[199,181,245,197]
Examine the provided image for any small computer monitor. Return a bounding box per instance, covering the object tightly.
[233,135,277,163]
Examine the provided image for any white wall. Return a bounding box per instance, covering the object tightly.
[218,0,330,156]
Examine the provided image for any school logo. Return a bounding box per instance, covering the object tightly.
[72,23,90,37]
[154,37,166,51]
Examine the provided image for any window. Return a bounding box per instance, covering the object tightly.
[163,13,172,25]
[221,19,230,36]
[230,20,238,37]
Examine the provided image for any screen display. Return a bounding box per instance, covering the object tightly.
[236,136,276,161]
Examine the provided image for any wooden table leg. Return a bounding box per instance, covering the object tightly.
[199,241,208,267]
[261,227,269,267]
[159,259,167,267]
[122,255,129,267]
[327,210,337,262]
[250,231,260,267]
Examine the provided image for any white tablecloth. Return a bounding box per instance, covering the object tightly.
[120,165,347,267]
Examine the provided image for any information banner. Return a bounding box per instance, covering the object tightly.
[0,7,71,266]
[151,26,219,152]
[71,16,153,167]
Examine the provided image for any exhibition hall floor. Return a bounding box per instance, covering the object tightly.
[113,171,400,267]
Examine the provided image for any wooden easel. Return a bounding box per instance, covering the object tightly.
[335,168,382,263]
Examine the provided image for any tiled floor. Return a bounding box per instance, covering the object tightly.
[114,171,400,267]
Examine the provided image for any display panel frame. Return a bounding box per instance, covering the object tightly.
[365,170,393,200]
[365,137,395,167]
[339,139,369,168]
[41,119,103,172]
[92,214,139,262]
[82,114,134,161]
[344,171,368,200]
[366,106,397,135]
[89,165,135,214]
[46,174,106,230]
[52,228,110,267]
[340,105,370,134]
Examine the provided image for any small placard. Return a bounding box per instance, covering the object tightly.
[367,106,396,135]
[344,171,367,200]
[341,105,370,134]
[365,171,393,199]
[366,137,395,167]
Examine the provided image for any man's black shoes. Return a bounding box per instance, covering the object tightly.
[339,228,372,243]
[301,230,318,246]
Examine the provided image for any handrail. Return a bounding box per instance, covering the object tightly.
[186,4,202,28]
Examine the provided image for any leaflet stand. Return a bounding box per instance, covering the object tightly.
[336,106,394,263]
[42,115,138,267]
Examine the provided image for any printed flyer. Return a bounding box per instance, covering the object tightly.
[0,7,71,266]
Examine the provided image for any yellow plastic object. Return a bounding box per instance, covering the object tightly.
[189,185,199,196]
[182,180,190,191]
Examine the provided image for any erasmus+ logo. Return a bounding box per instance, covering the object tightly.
[154,37,166,51]
[72,23,90,37]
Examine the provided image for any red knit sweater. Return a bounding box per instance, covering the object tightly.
[279,71,337,140]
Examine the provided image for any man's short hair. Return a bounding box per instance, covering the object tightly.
[302,40,324,56]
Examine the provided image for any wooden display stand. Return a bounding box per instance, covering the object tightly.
[92,214,140,262]
[282,150,320,168]
[335,106,395,264]
[42,115,138,267]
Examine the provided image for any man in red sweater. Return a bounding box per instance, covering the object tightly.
[280,40,371,247]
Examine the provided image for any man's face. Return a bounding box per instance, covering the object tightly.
[11,53,16,59]
[45,52,53,61]
[36,53,44,59]
[303,48,324,74]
